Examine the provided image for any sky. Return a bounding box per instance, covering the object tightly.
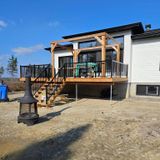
[0,0,160,77]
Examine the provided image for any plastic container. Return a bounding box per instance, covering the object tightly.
[0,85,8,101]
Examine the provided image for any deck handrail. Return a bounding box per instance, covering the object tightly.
[62,60,128,78]
[20,64,51,78]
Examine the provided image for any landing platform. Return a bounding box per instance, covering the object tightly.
[20,77,128,85]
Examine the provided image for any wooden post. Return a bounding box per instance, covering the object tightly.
[75,83,78,101]
[116,44,120,62]
[110,84,113,102]
[101,34,106,77]
[73,50,78,63]
[73,50,78,77]
[51,43,57,77]
[116,44,120,76]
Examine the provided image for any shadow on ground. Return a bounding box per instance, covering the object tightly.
[54,98,76,106]
[38,106,71,124]
[2,124,91,160]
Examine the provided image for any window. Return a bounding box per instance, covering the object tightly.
[146,86,159,96]
[136,85,160,96]
[78,36,124,49]
[78,51,101,63]
[79,40,100,49]
[108,36,124,47]
[59,56,73,68]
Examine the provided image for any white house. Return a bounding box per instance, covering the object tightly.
[20,22,160,107]
[49,22,160,98]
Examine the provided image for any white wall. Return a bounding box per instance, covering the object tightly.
[54,50,72,73]
[131,38,160,83]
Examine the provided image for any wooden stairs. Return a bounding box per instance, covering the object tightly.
[34,79,65,107]
[31,65,66,107]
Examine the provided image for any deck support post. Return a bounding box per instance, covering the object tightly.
[73,50,78,77]
[110,84,113,101]
[75,83,78,101]
[116,44,120,62]
[116,44,121,76]
[101,34,106,77]
[51,43,57,77]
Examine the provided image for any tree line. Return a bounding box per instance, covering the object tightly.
[0,55,18,78]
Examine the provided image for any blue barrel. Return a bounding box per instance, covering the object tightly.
[0,85,8,101]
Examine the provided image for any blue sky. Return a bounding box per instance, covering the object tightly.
[0,0,160,77]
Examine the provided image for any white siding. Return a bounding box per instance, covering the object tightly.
[131,38,160,83]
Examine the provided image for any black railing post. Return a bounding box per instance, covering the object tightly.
[46,85,48,104]
[64,64,66,79]
[120,63,122,78]
[111,60,113,78]
[34,64,35,78]
[20,66,22,78]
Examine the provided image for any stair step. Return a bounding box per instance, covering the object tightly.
[35,95,39,98]
[41,86,46,90]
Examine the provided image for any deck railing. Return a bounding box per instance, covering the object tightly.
[111,60,128,78]
[20,61,128,79]
[60,60,128,78]
[20,64,52,78]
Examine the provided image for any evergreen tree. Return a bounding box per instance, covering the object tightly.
[0,66,4,78]
[7,55,18,77]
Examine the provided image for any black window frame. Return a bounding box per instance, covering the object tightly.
[58,56,73,68]
[136,85,160,96]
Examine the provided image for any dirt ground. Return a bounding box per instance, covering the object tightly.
[0,93,160,160]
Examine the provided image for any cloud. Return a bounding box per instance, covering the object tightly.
[0,20,7,29]
[12,44,45,55]
[48,21,60,27]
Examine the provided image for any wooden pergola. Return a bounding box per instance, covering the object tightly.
[50,32,121,77]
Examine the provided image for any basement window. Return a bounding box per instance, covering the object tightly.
[136,85,160,96]
[146,86,159,96]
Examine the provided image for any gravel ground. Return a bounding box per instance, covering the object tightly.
[0,93,160,160]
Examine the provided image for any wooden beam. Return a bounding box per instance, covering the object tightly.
[106,33,120,44]
[101,34,106,77]
[94,36,102,44]
[73,50,78,77]
[51,32,106,44]
[73,50,78,63]
[50,44,119,55]
[51,43,57,77]
[77,46,101,52]
[116,44,120,62]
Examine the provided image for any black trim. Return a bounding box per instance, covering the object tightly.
[63,22,144,39]
[132,29,160,40]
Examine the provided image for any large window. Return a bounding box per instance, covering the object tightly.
[59,56,73,68]
[79,40,100,49]
[78,35,124,63]
[78,36,124,49]
[78,51,101,63]
[108,36,124,47]
[136,85,160,96]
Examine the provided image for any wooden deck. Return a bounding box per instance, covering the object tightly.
[20,77,128,85]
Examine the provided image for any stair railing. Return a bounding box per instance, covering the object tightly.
[46,64,66,103]
[31,64,51,95]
